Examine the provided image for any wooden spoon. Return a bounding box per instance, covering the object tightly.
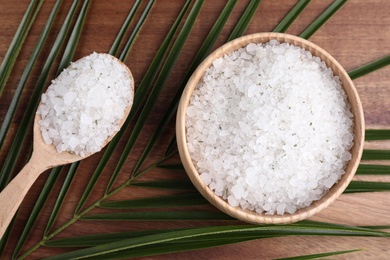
[0,53,134,238]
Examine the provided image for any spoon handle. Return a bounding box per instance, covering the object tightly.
[0,156,46,238]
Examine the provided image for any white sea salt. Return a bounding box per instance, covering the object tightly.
[186,40,354,215]
[37,52,133,156]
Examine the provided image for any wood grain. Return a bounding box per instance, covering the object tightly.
[0,0,389,259]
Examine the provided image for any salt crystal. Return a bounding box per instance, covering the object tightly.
[247,84,258,98]
[228,195,239,207]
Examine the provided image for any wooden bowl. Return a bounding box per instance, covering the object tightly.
[176,32,365,224]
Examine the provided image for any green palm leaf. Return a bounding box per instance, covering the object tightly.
[64,239,258,259]
[82,211,232,221]
[275,249,361,260]
[131,179,196,190]
[345,181,390,193]
[362,150,390,160]
[109,0,142,57]
[157,163,185,170]
[99,193,208,209]
[43,223,389,260]
[45,162,79,235]
[365,129,390,141]
[300,0,347,39]
[356,164,390,175]
[119,0,155,61]
[349,56,390,80]
[44,229,183,247]
[273,0,311,33]
[0,0,58,149]
[227,0,262,41]
[0,0,43,95]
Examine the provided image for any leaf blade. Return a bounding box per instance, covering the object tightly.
[45,162,79,234]
[0,0,43,95]
[299,0,347,39]
[275,249,362,260]
[119,0,156,61]
[273,0,311,33]
[356,164,390,175]
[0,0,66,150]
[362,150,390,160]
[365,129,390,141]
[99,193,208,209]
[81,211,232,221]
[109,0,142,57]
[227,0,262,41]
[157,164,185,170]
[43,224,389,260]
[131,179,196,191]
[345,181,390,193]
[348,56,390,80]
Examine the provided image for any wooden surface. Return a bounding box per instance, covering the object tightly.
[0,0,389,259]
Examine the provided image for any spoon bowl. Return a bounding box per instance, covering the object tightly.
[0,53,134,238]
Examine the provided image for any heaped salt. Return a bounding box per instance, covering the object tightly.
[185,40,354,215]
[37,52,133,156]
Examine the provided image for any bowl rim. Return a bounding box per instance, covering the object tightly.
[176,32,365,224]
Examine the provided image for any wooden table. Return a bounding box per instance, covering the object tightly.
[0,0,389,259]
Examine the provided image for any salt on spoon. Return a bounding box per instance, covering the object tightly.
[0,53,134,238]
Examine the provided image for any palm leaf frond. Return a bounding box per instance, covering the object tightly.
[99,193,208,209]
[356,164,390,175]
[362,150,390,160]
[109,0,142,57]
[349,56,390,80]
[345,181,390,193]
[42,223,389,260]
[227,0,262,41]
[131,179,196,190]
[365,129,390,141]
[0,0,59,149]
[0,0,44,95]
[45,162,79,235]
[275,249,361,260]
[82,211,232,221]
[119,0,156,61]
[299,0,347,39]
[273,0,311,33]
[157,164,185,170]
